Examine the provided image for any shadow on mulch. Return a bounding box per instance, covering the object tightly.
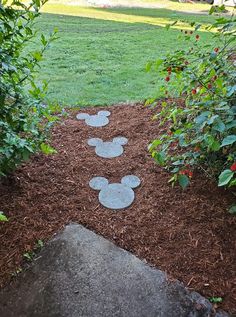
[0,103,235,314]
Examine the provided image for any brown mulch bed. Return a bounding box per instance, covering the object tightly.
[0,103,235,314]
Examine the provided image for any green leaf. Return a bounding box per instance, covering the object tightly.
[226,120,236,130]
[213,119,225,133]
[32,51,42,61]
[229,205,236,215]
[207,115,218,125]
[36,239,44,248]
[155,59,164,69]
[227,85,236,97]
[145,61,152,72]
[229,178,236,187]
[221,135,236,147]
[204,134,221,152]
[41,34,47,46]
[209,6,215,15]
[40,143,57,155]
[149,139,162,151]
[178,174,189,189]
[153,151,166,166]
[0,211,8,222]
[215,78,223,89]
[23,251,35,261]
[218,169,234,187]
[211,140,221,152]
[209,297,223,304]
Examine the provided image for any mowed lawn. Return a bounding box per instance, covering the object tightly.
[32,4,217,106]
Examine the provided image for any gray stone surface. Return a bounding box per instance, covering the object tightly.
[95,141,123,158]
[121,175,141,188]
[99,183,135,209]
[113,136,128,145]
[89,175,141,209]
[88,137,128,158]
[0,224,227,317]
[89,176,109,190]
[76,111,111,127]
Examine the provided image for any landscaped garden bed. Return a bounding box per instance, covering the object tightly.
[0,103,235,314]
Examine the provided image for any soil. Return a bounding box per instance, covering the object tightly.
[0,103,235,314]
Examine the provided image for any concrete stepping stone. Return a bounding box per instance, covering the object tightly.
[0,224,227,317]
[76,110,111,127]
[88,137,128,158]
[89,175,141,209]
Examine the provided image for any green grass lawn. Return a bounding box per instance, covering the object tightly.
[32,4,218,107]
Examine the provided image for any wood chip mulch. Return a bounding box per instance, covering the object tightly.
[0,103,235,314]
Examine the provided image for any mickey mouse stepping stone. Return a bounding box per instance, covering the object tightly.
[89,175,141,210]
[76,111,111,127]
[88,137,128,158]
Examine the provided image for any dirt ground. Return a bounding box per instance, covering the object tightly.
[0,103,235,314]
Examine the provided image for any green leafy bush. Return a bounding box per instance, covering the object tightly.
[0,0,58,177]
[147,7,236,194]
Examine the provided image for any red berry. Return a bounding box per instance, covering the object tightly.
[214,47,219,53]
[230,162,236,172]
[165,76,170,82]
[192,89,197,95]
[180,169,192,177]
[190,31,193,34]
[167,67,172,72]
[208,83,212,89]
[168,71,172,75]
[185,61,189,65]
[196,35,200,40]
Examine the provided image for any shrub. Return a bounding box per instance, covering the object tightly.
[0,0,58,177]
[147,7,236,200]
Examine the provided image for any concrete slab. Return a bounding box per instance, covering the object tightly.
[0,224,228,317]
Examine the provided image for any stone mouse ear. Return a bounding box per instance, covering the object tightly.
[89,177,109,191]
[87,138,103,147]
[121,175,141,189]
[113,137,128,146]
[98,110,111,117]
[76,113,90,120]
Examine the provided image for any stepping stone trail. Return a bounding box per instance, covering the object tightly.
[77,110,140,210]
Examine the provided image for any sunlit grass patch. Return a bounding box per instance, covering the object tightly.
[30,5,218,107]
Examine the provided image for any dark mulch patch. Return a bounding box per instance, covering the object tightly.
[0,103,235,314]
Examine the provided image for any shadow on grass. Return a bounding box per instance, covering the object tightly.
[94,6,213,21]
[42,4,216,31]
